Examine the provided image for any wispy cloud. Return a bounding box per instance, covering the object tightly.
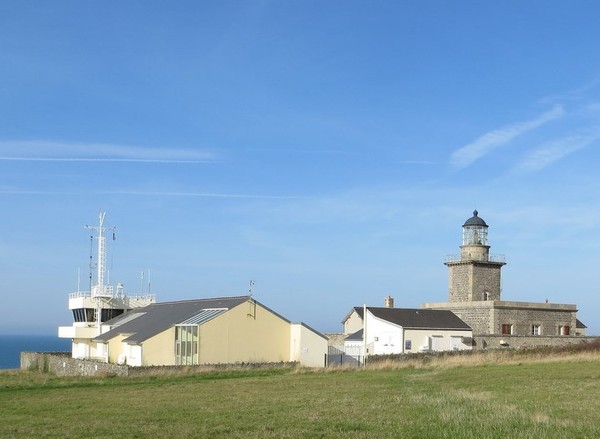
[539,77,600,104]
[108,190,304,199]
[0,188,302,199]
[0,140,216,163]
[513,130,600,173]
[397,160,435,165]
[450,105,565,169]
[245,148,346,154]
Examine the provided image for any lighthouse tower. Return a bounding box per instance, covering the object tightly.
[445,210,506,303]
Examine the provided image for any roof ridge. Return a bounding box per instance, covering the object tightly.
[156,295,251,305]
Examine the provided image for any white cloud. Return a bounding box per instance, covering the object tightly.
[539,78,600,105]
[450,105,565,169]
[514,130,600,173]
[107,190,303,199]
[0,188,302,199]
[0,140,216,163]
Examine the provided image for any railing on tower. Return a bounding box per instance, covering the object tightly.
[445,254,506,263]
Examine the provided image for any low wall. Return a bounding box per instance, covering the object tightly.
[21,352,131,377]
[20,352,297,377]
[473,335,598,350]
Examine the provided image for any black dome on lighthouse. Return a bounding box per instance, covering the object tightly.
[463,210,487,227]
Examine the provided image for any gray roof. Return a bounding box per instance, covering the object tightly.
[345,306,471,331]
[463,210,488,227]
[346,328,363,341]
[94,296,250,344]
[178,308,227,325]
[576,319,587,329]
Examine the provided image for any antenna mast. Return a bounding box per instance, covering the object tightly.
[85,212,115,297]
[85,212,116,329]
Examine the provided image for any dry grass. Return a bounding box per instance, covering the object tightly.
[364,340,600,370]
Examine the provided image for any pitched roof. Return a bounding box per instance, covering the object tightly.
[346,306,471,330]
[341,306,364,324]
[94,296,250,344]
[576,319,587,329]
[345,328,363,341]
[370,307,471,330]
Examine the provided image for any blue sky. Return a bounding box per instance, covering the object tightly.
[1,1,600,335]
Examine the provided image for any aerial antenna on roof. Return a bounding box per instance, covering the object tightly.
[248,279,255,297]
[85,212,116,296]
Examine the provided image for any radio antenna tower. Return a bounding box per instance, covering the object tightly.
[85,212,116,328]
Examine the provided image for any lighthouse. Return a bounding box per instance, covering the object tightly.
[444,210,506,303]
[423,210,581,348]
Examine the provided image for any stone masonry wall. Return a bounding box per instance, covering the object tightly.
[447,306,493,334]
[448,264,471,302]
[21,352,297,376]
[422,300,580,350]
[493,307,576,337]
[21,352,129,376]
[471,264,502,301]
[474,335,597,350]
[448,262,502,303]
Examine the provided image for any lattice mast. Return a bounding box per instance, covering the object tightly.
[85,212,116,328]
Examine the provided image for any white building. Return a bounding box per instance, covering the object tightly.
[342,300,472,363]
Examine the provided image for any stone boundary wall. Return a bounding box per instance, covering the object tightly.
[21,352,129,376]
[20,352,297,377]
[473,335,598,350]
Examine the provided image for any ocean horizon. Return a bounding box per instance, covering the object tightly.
[0,335,71,370]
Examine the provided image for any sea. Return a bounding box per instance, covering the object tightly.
[0,335,71,370]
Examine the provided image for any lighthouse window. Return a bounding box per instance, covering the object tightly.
[462,226,488,246]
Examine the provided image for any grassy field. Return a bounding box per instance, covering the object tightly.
[1,347,600,438]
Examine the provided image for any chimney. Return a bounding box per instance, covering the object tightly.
[384,295,394,308]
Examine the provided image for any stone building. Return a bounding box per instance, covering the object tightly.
[423,210,587,349]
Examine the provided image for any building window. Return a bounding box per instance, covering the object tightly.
[483,291,489,301]
[559,325,570,336]
[405,340,412,351]
[531,324,541,336]
[175,325,199,365]
[501,324,514,335]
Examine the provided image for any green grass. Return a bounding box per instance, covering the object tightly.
[1,351,600,438]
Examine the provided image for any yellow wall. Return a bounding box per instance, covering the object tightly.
[106,334,128,363]
[198,300,291,364]
[344,310,363,335]
[141,327,176,366]
[290,323,328,367]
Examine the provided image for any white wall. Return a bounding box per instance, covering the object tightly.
[124,343,142,367]
[72,341,89,359]
[403,329,472,352]
[365,311,404,355]
[346,309,474,357]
